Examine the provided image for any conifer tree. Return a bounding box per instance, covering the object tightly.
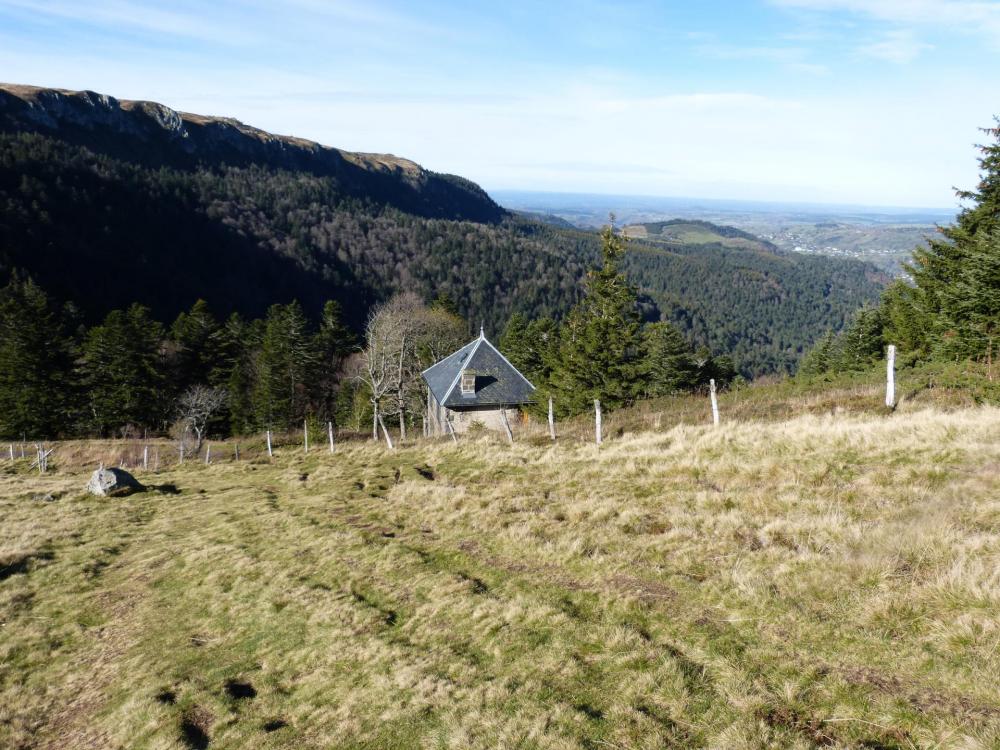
[79,304,165,434]
[169,299,220,392]
[798,330,836,376]
[314,300,355,422]
[551,224,645,414]
[252,301,318,429]
[643,322,698,395]
[0,277,73,438]
[904,121,1000,357]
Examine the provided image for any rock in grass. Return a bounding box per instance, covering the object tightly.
[86,467,144,497]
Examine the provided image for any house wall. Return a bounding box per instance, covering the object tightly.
[426,389,519,436]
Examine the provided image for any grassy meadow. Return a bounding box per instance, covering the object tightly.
[3,380,1000,748]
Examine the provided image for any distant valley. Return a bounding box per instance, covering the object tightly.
[497,189,953,275]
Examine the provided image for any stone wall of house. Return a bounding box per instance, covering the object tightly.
[426,390,520,436]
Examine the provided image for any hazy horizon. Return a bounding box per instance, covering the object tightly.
[2,1,999,208]
[489,187,959,217]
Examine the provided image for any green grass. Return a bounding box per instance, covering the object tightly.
[2,394,1000,748]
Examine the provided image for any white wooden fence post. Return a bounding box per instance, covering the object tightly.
[303,419,309,453]
[328,421,335,453]
[709,379,720,427]
[143,445,148,471]
[885,344,896,409]
[9,444,13,462]
[548,397,556,441]
[595,399,602,446]
[377,413,394,450]
[179,441,185,465]
[266,430,273,458]
[205,444,211,465]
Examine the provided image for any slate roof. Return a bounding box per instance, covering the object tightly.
[422,330,536,409]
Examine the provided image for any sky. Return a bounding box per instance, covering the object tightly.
[1,0,999,208]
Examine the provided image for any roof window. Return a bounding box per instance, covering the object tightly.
[460,369,476,396]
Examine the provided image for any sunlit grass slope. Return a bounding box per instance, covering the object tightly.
[2,405,1000,748]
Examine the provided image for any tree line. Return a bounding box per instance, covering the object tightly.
[1,130,882,380]
[800,121,1000,378]
[0,224,735,440]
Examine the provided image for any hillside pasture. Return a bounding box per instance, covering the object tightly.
[2,406,1000,748]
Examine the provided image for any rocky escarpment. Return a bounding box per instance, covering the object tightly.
[0,83,504,223]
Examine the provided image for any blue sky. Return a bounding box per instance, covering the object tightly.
[2,0,999,207]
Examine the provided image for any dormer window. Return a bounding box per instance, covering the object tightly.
[460,369,476,396]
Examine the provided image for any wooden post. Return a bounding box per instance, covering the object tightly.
[377,413,394,450]
[303,419,309,453]
[548,397,556,441]
[499,408,514,444]
[143,445,148,471]
[594,399,602,446]
[266,430,273,458]
[205,444,211,465]
[328,421,335,453]
[154,447,159,471]
[885,344,896,409]
[9,444,13,462]
[709,379,719,427]
[20,443,24,459]
[235,443,240,461]
[179,441,185,465]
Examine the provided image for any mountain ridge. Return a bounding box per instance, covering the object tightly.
[0,83,504,223]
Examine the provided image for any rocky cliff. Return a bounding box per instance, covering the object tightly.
[0,83,504,223]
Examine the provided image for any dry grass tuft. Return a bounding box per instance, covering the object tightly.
[1,406,999,748]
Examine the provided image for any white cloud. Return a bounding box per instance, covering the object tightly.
[0,0,260,45]
[861,29,933,63]
[771,0,1000,42]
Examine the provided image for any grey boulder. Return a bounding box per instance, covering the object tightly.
[86,467,144,497]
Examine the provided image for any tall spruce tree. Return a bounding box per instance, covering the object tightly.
[314,300,355,422]
[643,322,698,395]
[252,301,318,429]
[0,277,73,438]
[904,121,1000,358]
[551,224,645,414]
[169,299,220,393]
[79,304,165,435]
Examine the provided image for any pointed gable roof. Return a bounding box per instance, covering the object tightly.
[422,330,536,408]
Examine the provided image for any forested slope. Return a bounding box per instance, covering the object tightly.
[0,84,885,375]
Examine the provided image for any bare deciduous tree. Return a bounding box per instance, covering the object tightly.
[177,385,227,453]
[359,300,406,441]
[359,294,467,443]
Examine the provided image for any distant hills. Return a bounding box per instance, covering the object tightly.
[0,84,886,376]
[623,219,779,253]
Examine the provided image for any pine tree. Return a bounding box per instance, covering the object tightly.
[643,322,698,395]
[551,224,645,414]
[940,230,1000,359]
[169,299,220,392]
[798,330,836,376]
[252,301,318,429]
[0,277,73,438]
[833,305,884,371]
[79,304,165,434]
[314,300,355,422]
[904,121,1000,358]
